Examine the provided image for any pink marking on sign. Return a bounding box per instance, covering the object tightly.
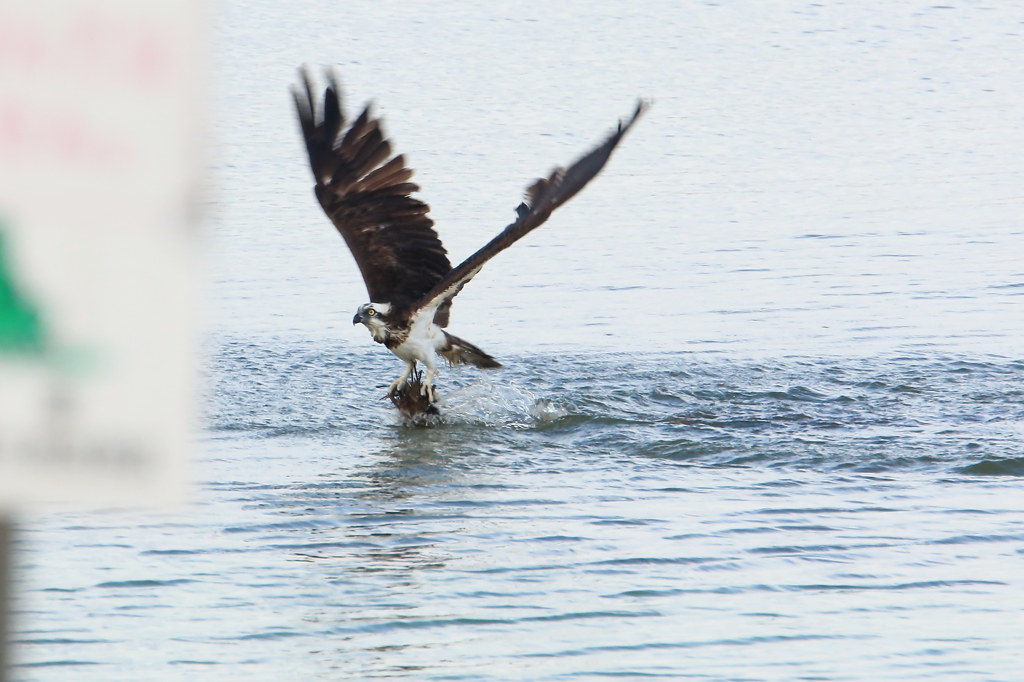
[0,9,178,90]
[0,103,26,150]
[131,28,171,87]
[0,98,133,171]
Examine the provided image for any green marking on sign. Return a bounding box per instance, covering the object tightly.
[0,224,46,355]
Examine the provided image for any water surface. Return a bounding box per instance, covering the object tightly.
[16,0,1024,680]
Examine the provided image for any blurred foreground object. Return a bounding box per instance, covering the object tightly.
[1,3,204,676]
[0,0,204,506]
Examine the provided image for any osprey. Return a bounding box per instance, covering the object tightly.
[293,69,646,403]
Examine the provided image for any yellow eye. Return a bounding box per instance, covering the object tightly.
[366,309,376,316]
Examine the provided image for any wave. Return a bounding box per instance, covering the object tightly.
[204,339,1024,474]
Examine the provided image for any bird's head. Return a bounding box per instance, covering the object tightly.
[353,302,392,341]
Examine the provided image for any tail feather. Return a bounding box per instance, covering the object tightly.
[440,332,501,369]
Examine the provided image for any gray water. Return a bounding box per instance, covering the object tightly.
[15,1,1024,680]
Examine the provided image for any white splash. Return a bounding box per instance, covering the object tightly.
[437,377,567,427]
[528,398,569,423]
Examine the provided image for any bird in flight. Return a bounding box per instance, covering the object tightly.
[293,69,646,403]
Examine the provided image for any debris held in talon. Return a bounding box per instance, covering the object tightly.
[388,370,440,420]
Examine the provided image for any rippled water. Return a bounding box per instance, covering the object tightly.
[14,0,1024,680]
[208,342,1024,476]
[17,344,1024,680]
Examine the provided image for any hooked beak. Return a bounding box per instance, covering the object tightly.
[353,312,362,325]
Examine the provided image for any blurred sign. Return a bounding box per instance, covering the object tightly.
[0,0,203,505]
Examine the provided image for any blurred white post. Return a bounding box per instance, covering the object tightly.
[0,1,205,676]
[0,517,9,682]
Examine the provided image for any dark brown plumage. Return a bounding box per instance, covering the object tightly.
[292,70,452,317]
[293,68,647,328]
[412,100,647,318]
[439,331,502,369]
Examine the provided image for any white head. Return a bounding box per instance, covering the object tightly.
[352,302,392,341]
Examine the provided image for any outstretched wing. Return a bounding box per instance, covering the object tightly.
[409,100,648,316]
[292,69,451,309]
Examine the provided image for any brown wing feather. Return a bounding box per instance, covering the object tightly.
[292,68,451,310]
[411,100,649,316]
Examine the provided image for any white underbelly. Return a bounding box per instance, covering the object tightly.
[391,323,444,364]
